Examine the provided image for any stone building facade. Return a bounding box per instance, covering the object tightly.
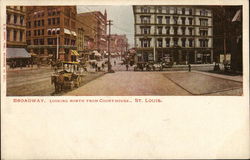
[7,6,26,48]
[133,5,213,64]
[26,6,78,61]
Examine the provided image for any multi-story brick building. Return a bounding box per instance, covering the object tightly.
[133,5,213,64]
[77,10,107,54]
[110,34,128,54]
[26,6,78,61]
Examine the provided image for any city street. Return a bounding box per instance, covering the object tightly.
[6,66,105,96]
[65,69,243,96]
[6,57,243,96]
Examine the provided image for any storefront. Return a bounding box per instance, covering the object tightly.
[7,48,31,68]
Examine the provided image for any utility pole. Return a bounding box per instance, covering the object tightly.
[107,20,113,72]
[56,34,59,60]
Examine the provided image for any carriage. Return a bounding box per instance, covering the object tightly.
[51,61,86,93]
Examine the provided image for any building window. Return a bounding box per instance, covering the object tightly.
[181,38,186,47]
[14,14,17,24]
[188,18,193,25]
[38,20,40,26]
[20,6,23,11]
[181,27,185,35]
[200,18,208,26]
[173,38,178,46]
[174,8,177,14]
[27,21,31,28]
[165,27,170,35]
[158,27,162,34]
[157,7,162,13]
[166,7,170,14]
[34,39,39,45]
[181,17,186,25]
[13,30,17,41]
[19,31,23,41]
[42,29,44,35]
[189,8,192,15]
[189,39,193,47]
[20,16,24,25]
[174,27,178,35]
[34,21,37,27]
[141,6,150,13]
[64,18,70,26]
[57,17,60,25]
[38,30,40,36]
[7,30,10,41]
[199,39,208,47]
[165,16,170,24]
[42,20,44,26]
[48,38,53,45]
[7,14,11,24]
[140,39,151,47]
[200,9,208,16]
[52,18,56,25]
[27,40,31,45]
[56,29,60,34]
[188,28,193,35]
[71,21,75,29]
[39,39,44,45]
[48,30,51,35]
[71,40,76,46]
[166,38,170,47]
[157,16,163,24]
[157,38,163,47]
[141,27,150,34]
[48,19,51,25]
[182,8,185,15]
[173,17,178,24]
[141,16,150,24]
[34,30,37,36]
[200,29,208,36]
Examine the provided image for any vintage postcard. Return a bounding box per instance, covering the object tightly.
[1,0,249,159]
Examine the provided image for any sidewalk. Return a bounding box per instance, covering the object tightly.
[194,70,243,82]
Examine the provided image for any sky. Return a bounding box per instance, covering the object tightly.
[77,5,134,48]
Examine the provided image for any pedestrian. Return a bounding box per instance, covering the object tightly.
[126,64,129,71]
[188,64,191,72]
[102,63,105,71]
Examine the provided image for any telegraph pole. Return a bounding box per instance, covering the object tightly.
[107,20,113,72]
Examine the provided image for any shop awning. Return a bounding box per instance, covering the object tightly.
[64,28,71,35]
[71,31,77,36]
[93,51,101,57]
[71,50,79,56]
[232,9,241,22]
[7,48,31,58]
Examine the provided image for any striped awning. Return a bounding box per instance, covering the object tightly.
[7,48,31,58]
[71,50,79,56]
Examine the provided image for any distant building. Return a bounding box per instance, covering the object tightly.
[77,10,107,54]
[133,5,213,64]
[109,34,128,55]
[6,6,30,67]
[26,6,78,62]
